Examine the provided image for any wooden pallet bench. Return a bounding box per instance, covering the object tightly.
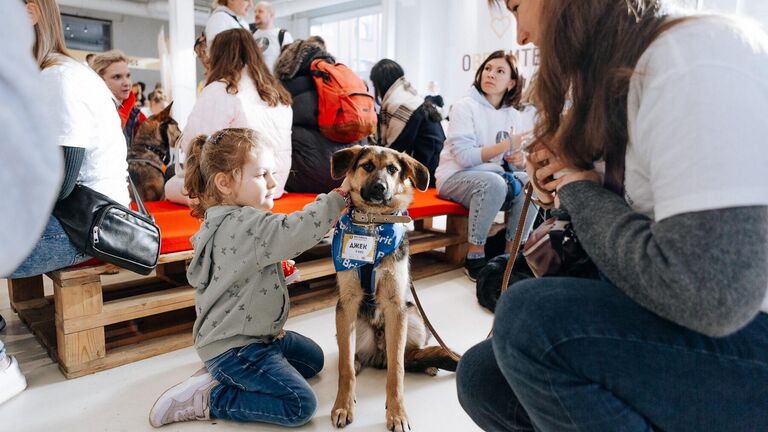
[7,189,468,378]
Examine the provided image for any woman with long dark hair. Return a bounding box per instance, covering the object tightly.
[165,28,292,204]
[435,50,537,281]
[456,1,768,430]
[370,58,444,186]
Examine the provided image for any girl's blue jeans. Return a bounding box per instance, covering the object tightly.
[204,331,324,427]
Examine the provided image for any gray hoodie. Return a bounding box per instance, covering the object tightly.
[188,192,346,361]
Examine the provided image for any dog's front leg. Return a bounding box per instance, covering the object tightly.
[382,297,410,431]
[332,284,361,428]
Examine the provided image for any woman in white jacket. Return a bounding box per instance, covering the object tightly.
[165,28,292,204]
[435,50,536,281]
[205,0,251,49]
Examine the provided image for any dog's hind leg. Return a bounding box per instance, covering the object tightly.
[332,273,363,428]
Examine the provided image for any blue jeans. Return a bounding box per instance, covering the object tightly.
[5,215,89,278]
[204,331,324,426]
[439,170,537,245]
[456,277,768,431]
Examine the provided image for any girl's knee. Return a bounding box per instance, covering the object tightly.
[285,391,317,427]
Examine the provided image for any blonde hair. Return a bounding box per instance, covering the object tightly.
[211,0,229,7]
[184,128,271,218]
[28,0,71,69]
[148,88,168,104]
[91,50,129,77]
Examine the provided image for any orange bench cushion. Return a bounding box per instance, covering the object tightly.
[133,188,467,255]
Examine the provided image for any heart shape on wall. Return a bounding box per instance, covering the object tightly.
[491,15,511,39]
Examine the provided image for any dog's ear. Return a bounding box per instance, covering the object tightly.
[399,153,430,192]
[153,101,174,122]
[331,146,364,180]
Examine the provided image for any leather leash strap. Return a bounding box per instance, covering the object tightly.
[409,282,462,362]
[487,183,534,338]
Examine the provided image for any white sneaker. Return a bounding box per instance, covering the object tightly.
[0,356,27,405]
[148,367,217,427]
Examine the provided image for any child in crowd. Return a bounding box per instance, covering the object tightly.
[149,127,350,428]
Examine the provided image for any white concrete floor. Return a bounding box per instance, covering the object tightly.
[0,270,491,432]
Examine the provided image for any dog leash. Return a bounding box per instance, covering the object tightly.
[409,283,462,362]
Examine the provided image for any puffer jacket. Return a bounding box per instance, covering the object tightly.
[275,41,366,193]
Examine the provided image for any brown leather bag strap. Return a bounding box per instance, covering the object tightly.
[487,183,534,338]
[501,183,534,295]
[409,283,461,362]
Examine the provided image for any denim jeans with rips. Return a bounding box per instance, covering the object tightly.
[439,170,537,246]
[204,330,324,427]
[6,215,89,278]
[456,277,768,431]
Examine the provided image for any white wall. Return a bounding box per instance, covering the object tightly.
[388,0,537,112]
[59,5,205,91]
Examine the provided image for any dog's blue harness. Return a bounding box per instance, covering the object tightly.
[332,209,407,307]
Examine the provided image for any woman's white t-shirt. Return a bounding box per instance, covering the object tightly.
[205,6,249,49]
[625,17,768,311]
[41,55,130,206]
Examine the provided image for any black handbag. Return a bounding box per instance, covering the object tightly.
[53,178,160,275]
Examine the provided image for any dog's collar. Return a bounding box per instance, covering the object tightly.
[127,157,166,174]
[350,209,412,225]
[132,143,167,161]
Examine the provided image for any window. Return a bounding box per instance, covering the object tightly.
[61,14,112,52]
[310,8,383,81]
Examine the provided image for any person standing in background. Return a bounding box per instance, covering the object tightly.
[252,1,293,72]
[205,0,252,50]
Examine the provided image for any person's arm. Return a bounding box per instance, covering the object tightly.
[245,191,348,268]
[559,181,768,337]
[59,146,84,200]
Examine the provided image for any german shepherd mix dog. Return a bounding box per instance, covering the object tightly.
[330,146,459,431]
[127,103,181,202]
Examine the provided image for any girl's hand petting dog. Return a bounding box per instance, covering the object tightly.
[525,147,600,208]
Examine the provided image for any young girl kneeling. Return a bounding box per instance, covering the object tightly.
[149,128,350,428]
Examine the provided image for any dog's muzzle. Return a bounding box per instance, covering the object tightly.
[360,181,391,204]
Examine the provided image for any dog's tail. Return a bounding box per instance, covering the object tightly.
[404,346,460,374]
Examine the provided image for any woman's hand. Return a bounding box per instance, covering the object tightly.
[526,148,600,206]
[525,147,563,201]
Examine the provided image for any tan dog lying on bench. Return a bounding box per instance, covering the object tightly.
[329,146,460,431]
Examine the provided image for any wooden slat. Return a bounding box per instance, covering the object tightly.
[7,275,45,312]
[158,250,195,264]
[61,332,194,378]
[61,286,195,334]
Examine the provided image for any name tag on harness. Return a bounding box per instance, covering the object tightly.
[341,234,376,263]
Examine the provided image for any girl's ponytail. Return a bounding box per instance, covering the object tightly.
[184,134,209,219]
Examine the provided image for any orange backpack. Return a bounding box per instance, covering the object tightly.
[310,59,377,143]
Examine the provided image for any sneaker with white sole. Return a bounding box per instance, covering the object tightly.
[148,367,217,427]
[0,356,27,406]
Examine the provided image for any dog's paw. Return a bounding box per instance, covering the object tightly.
[331,396,355,428]
[386,405,410,432]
